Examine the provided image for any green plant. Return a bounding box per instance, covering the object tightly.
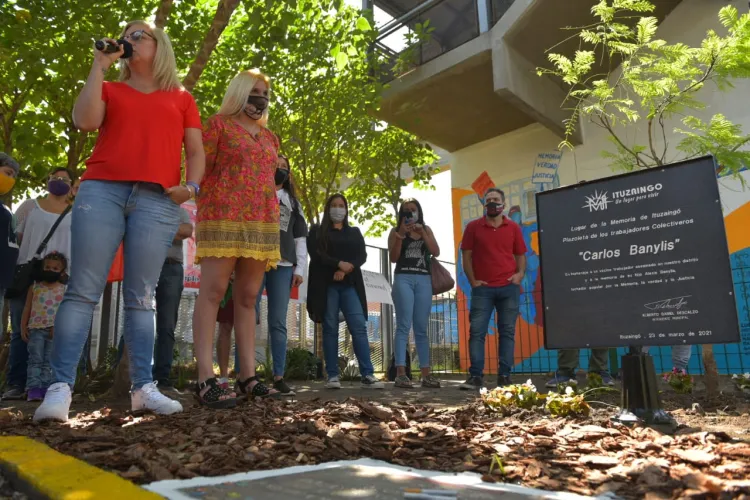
[538,1,750,176]
[545,385,592,417]
[663,368,693,394]
[732,372,750,392]
[480,380,546,414]
[340,359,361,381]
[586,371,604,389]
[489,454,506,476]
[391,20,435,78]
[284,347,319,380]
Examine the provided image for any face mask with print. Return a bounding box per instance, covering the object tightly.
[485,202,504,218]
[245,95,269,120]
[329,207,347,223]
[0,174,15,195]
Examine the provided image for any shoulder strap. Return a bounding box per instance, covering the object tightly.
[34,205,72,257]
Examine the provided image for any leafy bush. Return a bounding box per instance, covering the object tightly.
[480,380,546,414]
[284,348,319,380]
[663,368,693,394]
[731,373,750,392]
[545,386,591,417]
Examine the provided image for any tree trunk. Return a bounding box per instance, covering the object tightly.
[702,344,719,399]
[182,0,241,92]
[153,0,174,29]
[107,346,131,398]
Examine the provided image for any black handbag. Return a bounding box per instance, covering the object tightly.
[5,205,71,299]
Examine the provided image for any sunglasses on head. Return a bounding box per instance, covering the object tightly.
[124,29,155,42]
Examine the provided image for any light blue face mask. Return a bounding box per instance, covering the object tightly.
[330,207,347,222]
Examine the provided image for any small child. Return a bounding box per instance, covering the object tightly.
[21,251,68,402]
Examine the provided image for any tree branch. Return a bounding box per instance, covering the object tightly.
[154,0,175,29]
[601,114,648,168]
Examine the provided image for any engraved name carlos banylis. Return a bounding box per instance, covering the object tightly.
[644,295,691,311]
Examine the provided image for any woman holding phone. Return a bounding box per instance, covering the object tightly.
[388,198,441,388]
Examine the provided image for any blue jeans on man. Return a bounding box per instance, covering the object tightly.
[323,283,374,379]
[468,284,520,378]
[50,181,180,389]
[152,259,184,385]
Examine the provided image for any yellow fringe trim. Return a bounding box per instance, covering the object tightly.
[195,219,280,266]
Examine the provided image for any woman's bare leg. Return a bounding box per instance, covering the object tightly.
[233,258,271,391]
[216,321,233,379]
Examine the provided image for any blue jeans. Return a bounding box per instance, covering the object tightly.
[392,273,432,368]
[6,296,27,389]
[323,283,373,378]
[468,284,520,377]
[253,266,294,377]
[152,260,184,384]
[643,345,692,370]
[26,328,53,390]
[50,181,180,389]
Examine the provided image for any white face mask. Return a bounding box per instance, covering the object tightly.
[329,207,346,223]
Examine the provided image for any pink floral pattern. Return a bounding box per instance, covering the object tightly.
[28,282,65,329]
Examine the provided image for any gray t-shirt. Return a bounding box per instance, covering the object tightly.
[166,208,192,262]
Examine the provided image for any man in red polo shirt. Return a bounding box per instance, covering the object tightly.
[460,188,526,390]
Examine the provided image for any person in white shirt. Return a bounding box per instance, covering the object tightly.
[253,155,307,396]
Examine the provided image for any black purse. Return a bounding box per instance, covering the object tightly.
[5,205,71,299]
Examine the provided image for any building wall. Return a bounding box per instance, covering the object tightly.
[450,0,750,374]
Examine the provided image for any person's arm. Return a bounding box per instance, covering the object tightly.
[388,218,408,263]
[423,225,440,258]
[174,209,193,242]
[72,40,123,131]
[184,128,205,187]
[20,287,34,341]
[307,225,338,269]
[509,224,528,285]
[461,222,484,288]
[292,204,308,278]
[515,254,527,276]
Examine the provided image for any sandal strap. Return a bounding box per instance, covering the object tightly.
[235,376,258,395]
[196,378,233,403]
[250,380,272,397]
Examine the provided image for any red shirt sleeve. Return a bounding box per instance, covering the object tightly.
[183,92,202,129]
[461,220,476,251]
[512,223,527,255]
[101,81,111,102]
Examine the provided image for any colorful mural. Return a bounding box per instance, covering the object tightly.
[451,166,750,374]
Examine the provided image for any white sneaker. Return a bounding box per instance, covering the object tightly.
[131,382,183,415]
[361,375,384,389]
[33,383,72,422]
[325,376,342,390]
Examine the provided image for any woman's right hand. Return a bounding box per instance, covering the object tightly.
[338,261,354,273]
[333,270,345,281]
[398,218,410,236]
[93,38,124,71]
[21,327,29,342]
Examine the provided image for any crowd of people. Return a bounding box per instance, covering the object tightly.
[0,19,689,423]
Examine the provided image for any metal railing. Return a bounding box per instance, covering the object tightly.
[92,244,749,377]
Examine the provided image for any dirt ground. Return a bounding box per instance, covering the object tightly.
[1,375,749,499]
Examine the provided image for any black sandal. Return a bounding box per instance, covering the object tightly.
[236,376,280,399]
[195,377,238,409]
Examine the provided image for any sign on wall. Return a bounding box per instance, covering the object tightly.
[536,156,740,349]
[532,152,562,185]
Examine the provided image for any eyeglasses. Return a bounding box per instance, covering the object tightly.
[124,30,155,42]
[49,176,72,184]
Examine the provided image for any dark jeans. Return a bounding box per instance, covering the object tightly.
[557,348,609,376]
[6,296,27,390]
[152,260,184,384]
[468,284,520,377]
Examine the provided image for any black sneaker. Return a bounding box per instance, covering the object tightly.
[497,375,512,387]
[459,376,483,390]
[273,379,296,396]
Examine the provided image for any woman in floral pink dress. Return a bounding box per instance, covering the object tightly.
[193,69,281,407]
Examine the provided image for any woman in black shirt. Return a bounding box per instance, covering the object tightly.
[307,194,383,390]
[388,198,441,388]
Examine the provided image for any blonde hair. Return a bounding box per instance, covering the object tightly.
[218,69,271,127]
[118,20,182,92]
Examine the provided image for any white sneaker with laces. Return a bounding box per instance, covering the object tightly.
[33,383,72,422]
[325,376,342,390]
[361,375,384,389]
[131,382,183,415]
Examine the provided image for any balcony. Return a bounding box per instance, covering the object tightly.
[372,0,684,153]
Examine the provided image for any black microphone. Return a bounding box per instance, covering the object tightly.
[94,39,133,59]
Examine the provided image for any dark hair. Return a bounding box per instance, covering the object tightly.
[43,251,68,272]
[484,187,505,202]
[319,193,349,253]
[397,198,425,226]
[278,155,301,213]
[49,167,75,181]
[0,153,19,175]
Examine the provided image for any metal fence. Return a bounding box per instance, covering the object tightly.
[91,244,749,377]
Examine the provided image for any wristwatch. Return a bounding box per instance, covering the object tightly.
[186,181,200,199]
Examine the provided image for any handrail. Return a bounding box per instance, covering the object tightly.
[375,0,446,42]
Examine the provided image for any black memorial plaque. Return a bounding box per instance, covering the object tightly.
[537,156,740,349]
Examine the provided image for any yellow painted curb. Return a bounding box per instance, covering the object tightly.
[0,436,161,499]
